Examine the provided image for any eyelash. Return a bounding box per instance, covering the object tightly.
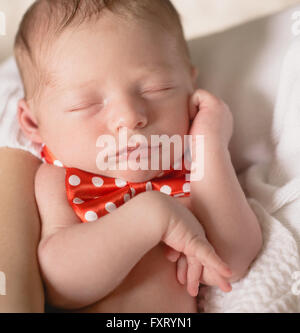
[69,87,174,111]
[141,87,174,95]
[70,103,103,112]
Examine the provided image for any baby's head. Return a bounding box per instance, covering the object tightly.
[15,0,198,182]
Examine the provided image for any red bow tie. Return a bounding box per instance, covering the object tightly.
[41,144,191,223]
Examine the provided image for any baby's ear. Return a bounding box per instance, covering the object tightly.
[18,98,43,144]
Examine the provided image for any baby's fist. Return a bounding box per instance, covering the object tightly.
[189,89,234,151]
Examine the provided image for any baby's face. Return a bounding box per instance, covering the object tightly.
[33,12,197,182]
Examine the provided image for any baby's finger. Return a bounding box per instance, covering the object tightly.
[191,89,223,112]
[213,270,232,293]
[203,268,232,293]
[193,240,232,278]
[164,245,181,262]
[186,256,203,297]
[177,254,188,285]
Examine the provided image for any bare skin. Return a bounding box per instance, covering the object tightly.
[46,244,198,313]
[71,243,198,313]
[61,197,198,313]
[0,148,44,313]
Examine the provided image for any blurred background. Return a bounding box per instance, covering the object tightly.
[1,0,300,63]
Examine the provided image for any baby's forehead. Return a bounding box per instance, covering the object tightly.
[44,45,180,90]
[37,17,188,97]
[46,62,177,92]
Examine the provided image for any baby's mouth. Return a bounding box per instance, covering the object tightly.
[107,143,161,160]
[117,143,141,157]
[105,143,138,159]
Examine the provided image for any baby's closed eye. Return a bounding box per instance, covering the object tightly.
[68,102,104,112]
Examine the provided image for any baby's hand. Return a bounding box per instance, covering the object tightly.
[159,195,232,297]
[164,246,232,294]
[189,89,234,151]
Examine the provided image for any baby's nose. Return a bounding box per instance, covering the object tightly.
[109,96,148,133]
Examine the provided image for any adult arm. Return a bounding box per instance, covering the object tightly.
[0,148,44,312]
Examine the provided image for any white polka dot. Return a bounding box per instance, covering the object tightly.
[69,175,81,186]
[185,174,191,181]
[183,183,190,193]
[160,185,172,195]
[146,182,152,191]
[85,211,98,222]
[92,177,104,187]
[115,178,127,188]
[105,202,117,213]
[124,194,131,203]
[131,188,136,197]
[54,160,63,167]
[73,198,84,204]
[174,193,185,198]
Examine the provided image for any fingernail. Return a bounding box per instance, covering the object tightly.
[169,252,179,262]
[226,283,232,292]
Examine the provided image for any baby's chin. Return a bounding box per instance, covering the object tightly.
[92,169,164,183]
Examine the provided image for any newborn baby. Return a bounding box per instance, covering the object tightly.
[14,0,262,313]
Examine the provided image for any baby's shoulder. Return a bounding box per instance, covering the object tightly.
[36,162,66,178]
[35,163,67,213]
[35,163,82,238]
[35,163,66,199]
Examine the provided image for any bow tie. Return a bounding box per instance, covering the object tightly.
[41,144,191,223]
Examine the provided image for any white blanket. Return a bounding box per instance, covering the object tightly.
[198,37,300,313]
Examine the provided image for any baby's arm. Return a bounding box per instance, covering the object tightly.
[0,148,44,312]
[189,90,263,283]
[191,146,262,283]
[35,163,231,309]
[35,164,165,309]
